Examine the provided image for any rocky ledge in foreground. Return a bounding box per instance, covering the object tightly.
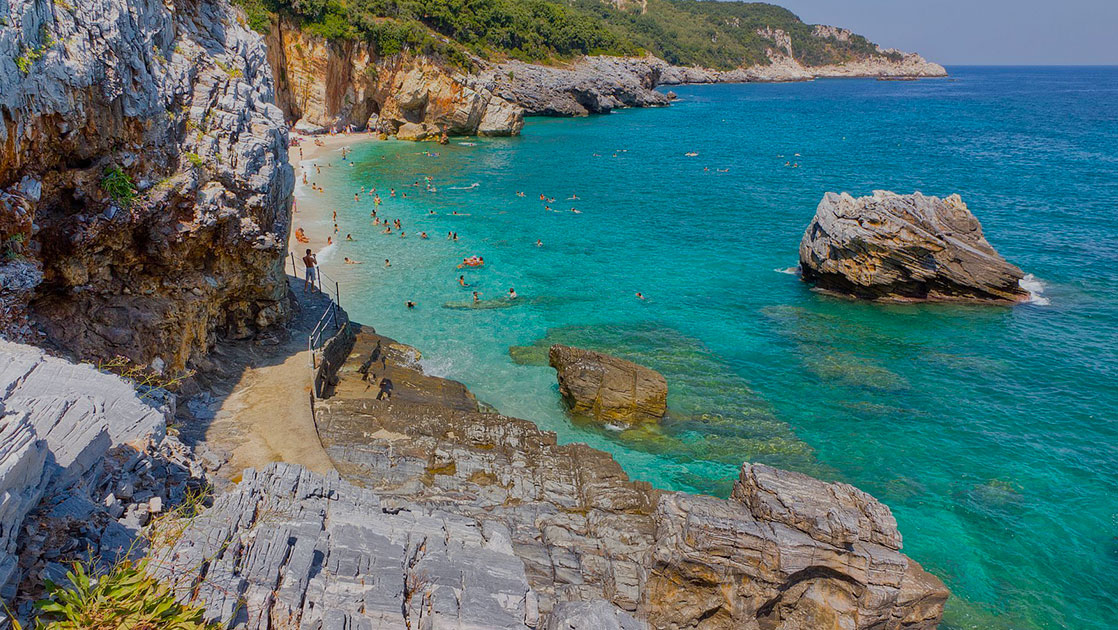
[549,344,667,428]
[298,325,948,629]
[799,191,1030,302]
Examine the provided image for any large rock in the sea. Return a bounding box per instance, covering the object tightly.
[0,0,294,369]
[548,344,667,427]
[799,191,1028,302]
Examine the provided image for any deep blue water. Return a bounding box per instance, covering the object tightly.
[294,67,1118,629]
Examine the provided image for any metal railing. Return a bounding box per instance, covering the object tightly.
[290,253,342,371]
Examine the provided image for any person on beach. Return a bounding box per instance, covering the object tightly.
[302,249,318,293]
[508,288,518,299]
[376,377,393,401]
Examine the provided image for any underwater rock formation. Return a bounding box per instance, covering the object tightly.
[549,344,667,427]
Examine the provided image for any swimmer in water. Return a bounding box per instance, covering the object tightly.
[354,193,359,202]
[536,239,542,247]
[636,292,645,300]
[327,236,332,245]
[420,232,428,239]
[344,257,363,264]
[406,300,416,309]
[346,234,354,241]
[508,288,518,299]
[384,259,391,268]
[459,275,467,287]
[472,291,480,303]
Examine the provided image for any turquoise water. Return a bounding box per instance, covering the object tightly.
[295,67,1118,630]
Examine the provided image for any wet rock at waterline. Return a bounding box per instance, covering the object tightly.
[549,344,667,428]
[799,191,1029,302]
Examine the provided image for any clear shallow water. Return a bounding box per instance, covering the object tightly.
[295,67,1118,630]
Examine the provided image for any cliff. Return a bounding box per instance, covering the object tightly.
[266,16,524,137]
[0,0,294,372]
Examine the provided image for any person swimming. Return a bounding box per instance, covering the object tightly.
[636,292,645,300]
[344,257,363,264]
[406,300,416,309]
[384,259,391,267]
[472,291,480,303]
[346,234,354,241]
[508,288,518,299]
[536,239,542,247]
[420,232,428,239]
[459,275,467,287]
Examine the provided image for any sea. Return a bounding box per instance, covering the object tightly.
[293,67,1118,630]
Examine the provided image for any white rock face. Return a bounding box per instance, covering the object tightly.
[0,341,171,597]
[0,0,295,370]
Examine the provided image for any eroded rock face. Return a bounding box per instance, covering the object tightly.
[799,191,1029,302]
[267,18,524,138]
[0,0,294,370]
[549,344,667,427]
[302,325,949,629]
[0,341,206,608]
[156,462,541,629]
[494,56,670,116]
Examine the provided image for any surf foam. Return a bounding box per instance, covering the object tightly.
[1019,274,1050,305]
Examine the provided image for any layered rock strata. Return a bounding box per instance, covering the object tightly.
[0,340,205,611]
[799,191,1029,302]
[0,0,294,370]
[266,17,524,138]
[549,344,667,427]
[293,325,949,629]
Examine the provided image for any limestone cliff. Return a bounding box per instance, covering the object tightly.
[265,16,524,138]
[0,0,294,372]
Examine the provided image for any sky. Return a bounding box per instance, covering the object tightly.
[771,0,1118,65]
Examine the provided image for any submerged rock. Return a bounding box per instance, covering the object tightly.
[549,344,667,427]
[799,191,1029,302]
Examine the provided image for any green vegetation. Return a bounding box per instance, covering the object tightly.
[14,28,56,75]
[184,151,205,168]
[29,560,220,630]
[100,166,136,207]
[234,0,887,70]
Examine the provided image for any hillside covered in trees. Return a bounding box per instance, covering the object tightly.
[236,0,895,71]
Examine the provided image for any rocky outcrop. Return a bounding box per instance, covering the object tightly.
[549,344,667,427]
[0,0,294,371]
[266,17,524,138]
[799,191,1029,302]
[155,462,543,629]
[303,325,948,629]
[0,341,205,610]
[494,57,670,116]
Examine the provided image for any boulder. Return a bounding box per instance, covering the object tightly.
[396,122,433,141]
[548,345,667,427]
[799,191,1029,302]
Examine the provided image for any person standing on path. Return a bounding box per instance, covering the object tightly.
[302,248,318,293]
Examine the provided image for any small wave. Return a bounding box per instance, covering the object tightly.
[419,354,455,378]
[774,266,801,276]
[1019,273,1050,305]
[317,241,338,262]
[449,183,480,190]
